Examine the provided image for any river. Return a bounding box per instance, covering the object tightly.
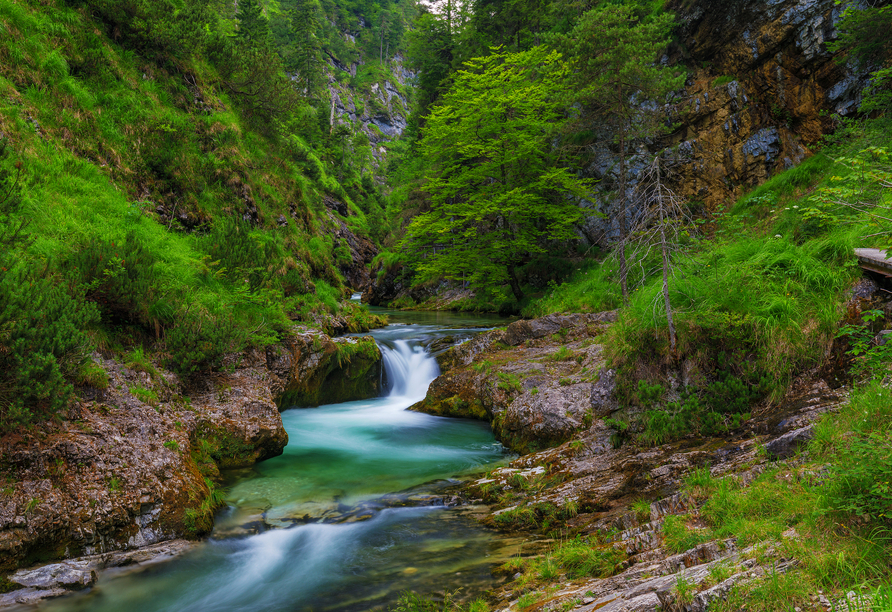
[40,308,518,612]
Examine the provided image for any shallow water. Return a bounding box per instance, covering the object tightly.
[41,311,515,612]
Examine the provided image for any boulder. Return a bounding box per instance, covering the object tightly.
[496,383,593,454]
[275,334,383,408]
[765,425,814,460]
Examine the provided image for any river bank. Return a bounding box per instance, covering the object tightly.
[0,310,520,611]
[0,323,383,603]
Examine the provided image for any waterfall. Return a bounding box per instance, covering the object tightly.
[378,339,439,402]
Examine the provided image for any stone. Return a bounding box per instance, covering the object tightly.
[590,369,618,416]
[765,425,814,459]
[11,563,96,590]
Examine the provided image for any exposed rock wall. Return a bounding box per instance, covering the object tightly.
[579,0,873,245]
[271,333,383,408]
[324,51,415,164]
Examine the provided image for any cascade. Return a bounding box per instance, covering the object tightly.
[378,339,439,401]
[41,311,512,612]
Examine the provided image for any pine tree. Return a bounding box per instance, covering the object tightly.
[235,0,270,46]
[290,0,321,97]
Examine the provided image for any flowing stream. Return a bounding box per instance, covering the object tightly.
[42,309,518,612]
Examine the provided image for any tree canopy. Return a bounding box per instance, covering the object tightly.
[401,46,592,301]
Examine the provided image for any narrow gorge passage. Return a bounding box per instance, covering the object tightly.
[37,311,517,612]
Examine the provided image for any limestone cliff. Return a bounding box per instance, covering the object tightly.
[579,0,874,245]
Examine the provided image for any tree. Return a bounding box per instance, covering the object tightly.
[235,0,270,45]
[557,5,684,306]
[406,10,456,125]
[289,0,322,97]
[401,46,592,301]
[628,156,694,354]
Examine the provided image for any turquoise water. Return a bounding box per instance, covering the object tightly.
[40,312,515,612]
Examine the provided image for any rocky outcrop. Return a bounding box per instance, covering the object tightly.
[0,325,383,597]
[270,333,383,408]
[466,375,843,612]
[0,347,288,583]
[412,313,617,453]
[321,199,379,291]
[324,51,415,164]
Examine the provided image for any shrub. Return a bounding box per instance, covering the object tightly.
[552,537,627,578]
[0,268,99,433]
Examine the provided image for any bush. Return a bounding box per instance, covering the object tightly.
[65,231,161,329]
[0,267,99,432]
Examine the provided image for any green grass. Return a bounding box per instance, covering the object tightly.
[691,381,892,610]
[525,117,892,422]
[523,259,622,317]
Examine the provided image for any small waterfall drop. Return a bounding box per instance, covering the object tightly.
[379,340,440,402]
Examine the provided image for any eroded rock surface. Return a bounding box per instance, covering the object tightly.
[412,313,616,453]
[465,376,842,611]
[0,326,382,597]
[273,334,382,408]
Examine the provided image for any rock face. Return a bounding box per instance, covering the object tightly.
[412,313,617,453]
[323,51,415,165]
[580,0,872,245]
[272,333,383,408]
[0,348,287,581]
[322,200,379,291]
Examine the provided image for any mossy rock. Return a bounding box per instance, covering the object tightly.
[278,335,383,408]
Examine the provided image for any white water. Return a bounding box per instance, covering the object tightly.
[380,339,440,400]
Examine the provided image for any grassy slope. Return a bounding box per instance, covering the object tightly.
[0,0,385,429]
[514,118,892,609]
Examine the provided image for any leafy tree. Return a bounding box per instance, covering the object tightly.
[557,4,684,305]
[401,46,592,301]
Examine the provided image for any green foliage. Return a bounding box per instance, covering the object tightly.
[818,381,892,524]
[835,309,892,379]
[551,537,627,579]
[401,45,591,301]
[525,260,621,317]
[828,4,892,113]
[546,346,574,362]
[76,360,109,389]
[496,372,522,394]
[129,384,159,407]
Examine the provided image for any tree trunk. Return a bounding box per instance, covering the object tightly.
[507,264,524,301]
[617,130,629,307]
[655,159,677,354]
